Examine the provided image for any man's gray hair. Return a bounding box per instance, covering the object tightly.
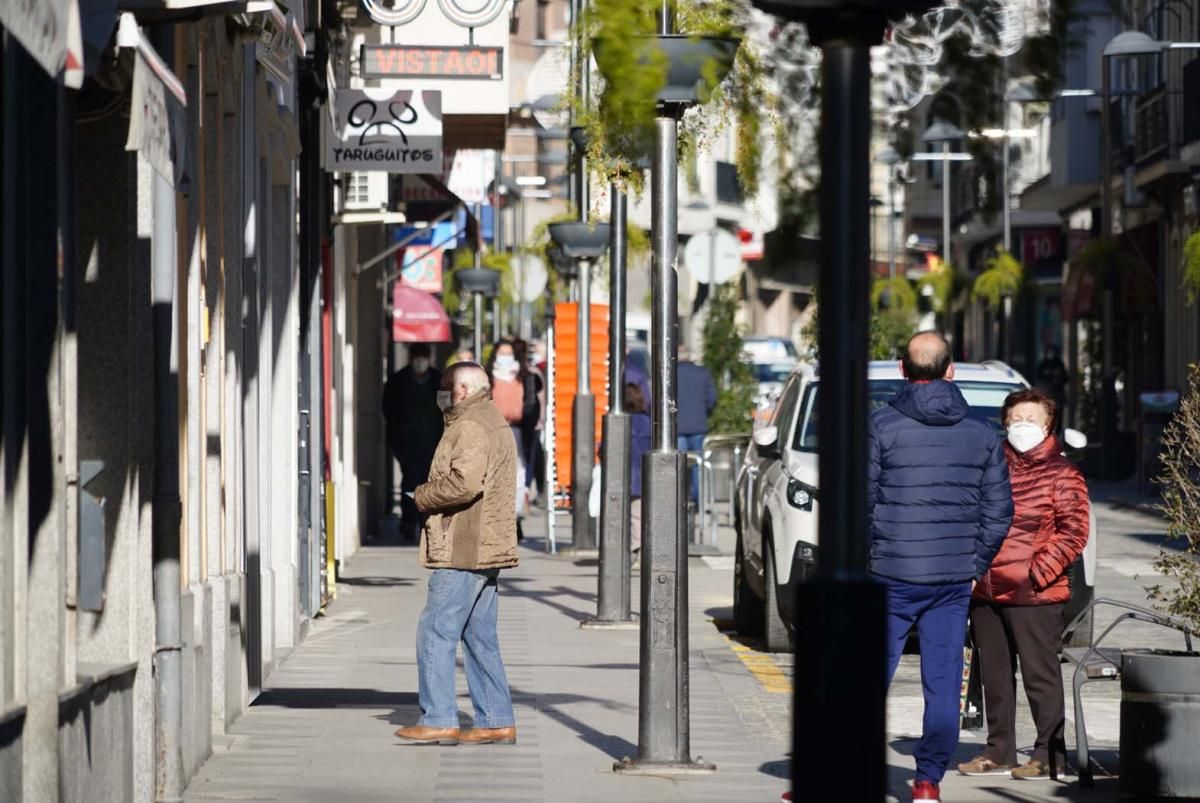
[447,362,490,394]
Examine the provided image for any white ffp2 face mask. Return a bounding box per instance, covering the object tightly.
[1007,422,1046,453]
[436,390,452,411]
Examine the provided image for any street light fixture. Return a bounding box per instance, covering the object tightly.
[456,267,501,361]
[875,147,902,280]
[547,221,610,555]
[920,121,968,271]
[744,1,944,799]
[1094,31,1200,480]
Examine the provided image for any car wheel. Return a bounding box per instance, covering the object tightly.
[762,532,791,653]
[734,528,764,637]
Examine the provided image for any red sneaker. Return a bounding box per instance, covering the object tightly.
[780,794,792,802]
[912,780,941,801]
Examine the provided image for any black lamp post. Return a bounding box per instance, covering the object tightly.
[743,0,941,798]
[456,267,501,361]
[599,12,738,776]
[548,221,610,553]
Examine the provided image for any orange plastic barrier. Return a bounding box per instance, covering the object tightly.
[553,302,610,496]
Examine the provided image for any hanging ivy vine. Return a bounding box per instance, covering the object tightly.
[576,0,773,199]
[972,247,1024,309]
[1183,229,1200,304]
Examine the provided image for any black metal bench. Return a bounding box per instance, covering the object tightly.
[1061,598,1195,788]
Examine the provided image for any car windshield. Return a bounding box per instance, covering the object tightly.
[744,339,798,363]
[792,379,1024,452]
[753,362,795,383]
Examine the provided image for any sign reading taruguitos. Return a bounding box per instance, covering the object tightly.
[325,89,443,173]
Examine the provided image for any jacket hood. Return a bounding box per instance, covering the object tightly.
[889,380,969,426]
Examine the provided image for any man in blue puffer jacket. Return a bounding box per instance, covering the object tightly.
[868,331,1013,803]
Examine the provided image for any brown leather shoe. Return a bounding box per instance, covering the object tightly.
[394,724,460,745]
[458,726,517,745]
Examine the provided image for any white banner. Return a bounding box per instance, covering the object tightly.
[446,149,495,205]
[325,89,443,174]
[125,55,173,183]
[0,0,70,78]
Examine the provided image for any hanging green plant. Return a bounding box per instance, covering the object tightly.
[442,248,515,315]
[1183,229,1200,304]
[1072,237,1157,315]
[871,275,919,312]
[972,247,1024,310]
[578,0,770,198]
[916,261,958,313]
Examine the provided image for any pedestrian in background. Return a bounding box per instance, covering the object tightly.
[624,382,652,555]
[486,340,532,540]
[958,389,1088,781]
[395,362,519,746]
[868,331,1013,803]
[676,344,716,501]
[511,338,545,502]
[1034,345,1068,424]
[382,343,443,541]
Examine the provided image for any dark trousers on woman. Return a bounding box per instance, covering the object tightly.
[971,601,1068,768]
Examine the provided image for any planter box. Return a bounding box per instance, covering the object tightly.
[594,35,740,107]
[1120,649,1200,798]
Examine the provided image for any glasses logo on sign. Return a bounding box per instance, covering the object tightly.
[347,98,420,145]
[326,89,444,174]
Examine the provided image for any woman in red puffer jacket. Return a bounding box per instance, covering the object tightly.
[956,388,1089,783]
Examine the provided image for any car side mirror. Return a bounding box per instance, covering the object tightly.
[1063,428,1088,450]
[753,425,780,457]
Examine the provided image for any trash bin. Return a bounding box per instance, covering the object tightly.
[1138,391,1180,490]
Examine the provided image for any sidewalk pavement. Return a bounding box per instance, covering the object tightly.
[1088,479,1164,519]
[184,510,1129,803]
[183,514,790,803]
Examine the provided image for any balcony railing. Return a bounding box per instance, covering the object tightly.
[1133,85,1170,165]
[1185,59,1200,146]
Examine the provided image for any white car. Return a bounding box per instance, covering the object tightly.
[733,360,1098,652]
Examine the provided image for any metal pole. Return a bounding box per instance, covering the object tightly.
[616,0,710,773]
[587,186,633,627]
[1099,53,1117,475]
[942,140,952,270]
[571,255,596,550]
[793,27,886,800]
[148,23,184,802]
[474,292,484,360]
[1001,64,1013,364]
[151,169,185,803]
[887,167,897,280]
[492,296,502,341]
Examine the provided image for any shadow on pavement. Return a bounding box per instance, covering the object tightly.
[338,575,417,588]
[511,686,637,760]
[251,688,420,710]
[759,758,789,779]
[498,576,594,622]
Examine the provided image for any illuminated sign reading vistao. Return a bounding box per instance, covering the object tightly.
[361,45,503,80]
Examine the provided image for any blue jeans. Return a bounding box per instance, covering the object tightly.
[880,577,972,785]
[678,433,706,502]
[416,568,515,730]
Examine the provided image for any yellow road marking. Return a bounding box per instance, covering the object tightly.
[724,635,793,694]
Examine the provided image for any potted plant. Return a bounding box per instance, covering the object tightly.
[1118,364,1200,799]
[570,0,767,198]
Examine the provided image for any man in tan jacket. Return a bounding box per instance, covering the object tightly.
[394,362,520,746]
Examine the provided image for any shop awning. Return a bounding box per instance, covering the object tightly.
[391,284,451,343]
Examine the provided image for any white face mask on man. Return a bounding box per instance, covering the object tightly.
[436,390,453,411]
[1006,422,1047,453]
